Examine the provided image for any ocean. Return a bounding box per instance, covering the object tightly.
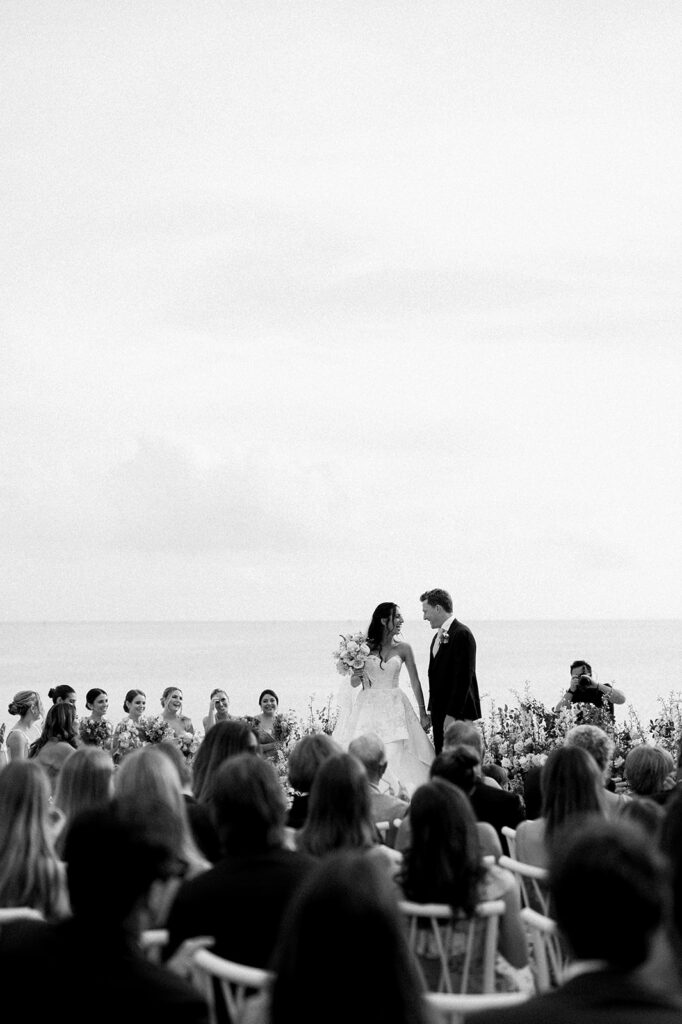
[0,620,680,737]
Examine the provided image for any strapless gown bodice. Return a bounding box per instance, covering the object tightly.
[363,655,403,689]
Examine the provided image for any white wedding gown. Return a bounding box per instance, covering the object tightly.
[333,654,435,795]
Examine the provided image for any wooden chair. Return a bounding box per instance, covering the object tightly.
[0,907,44,923]
[520,907,566,992]
[140,928,169,963]
[501,825,517,858]
[426,991,529,1023]
[192,948,272,1024]
[399,899,506,994]
[498,855,549,916]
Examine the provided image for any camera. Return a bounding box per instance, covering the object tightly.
[576,674,594,690]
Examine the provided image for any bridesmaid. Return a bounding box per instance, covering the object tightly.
[112,689,147,763]
[79,688,113,750]
[159,686,195,743]
[6,690,43,762]
[202,688,231,733]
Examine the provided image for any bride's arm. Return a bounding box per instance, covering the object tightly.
[400,644,431,729]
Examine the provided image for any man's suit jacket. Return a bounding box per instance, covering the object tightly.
[428,619,481,752]
[469,778,525,852]
[472,969,682,1024]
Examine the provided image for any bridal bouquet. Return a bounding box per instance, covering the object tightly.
[333,632,371,675]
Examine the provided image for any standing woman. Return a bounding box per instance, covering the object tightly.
[250,689,288,762]
[79,688,113,750]
[48,684,77,707]
[202,688,231,733]
[6,690,44,762]
[29,704,79,794]
[112,688,148,764]
[160,686,195,743]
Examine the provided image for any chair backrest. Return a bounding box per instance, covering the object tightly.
[426,990,529,1023]
[192,947,272,1024]
[501,825,517,858]
[0,907,44,923]
[520,906,566,992]
[140,928,169,963]
[399,898,506,994]
[498,854,549,916]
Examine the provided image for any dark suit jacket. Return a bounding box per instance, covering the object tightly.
[469,778,525,851]
[165,846,314,966]
[428,619,481,752]
[472,968,682,1024]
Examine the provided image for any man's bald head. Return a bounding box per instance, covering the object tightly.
[348,732,387,783]
[443,720,483,758]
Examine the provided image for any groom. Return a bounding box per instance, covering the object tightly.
[421,588,482,754]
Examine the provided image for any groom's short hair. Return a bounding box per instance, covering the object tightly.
[420,588,453,613]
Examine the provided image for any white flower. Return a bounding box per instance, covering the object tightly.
[346,641,359,654]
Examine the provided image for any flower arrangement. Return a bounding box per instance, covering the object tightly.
[142,715,176,745]
[112,717,145,764]
[177,730,202,765]
[79,717,113,749]
[333,632,371,676]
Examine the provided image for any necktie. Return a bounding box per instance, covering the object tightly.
[434,626,445,655]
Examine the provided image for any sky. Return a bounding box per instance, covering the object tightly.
[1,1,681,621]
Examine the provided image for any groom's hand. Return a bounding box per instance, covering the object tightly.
[420,711,431,730]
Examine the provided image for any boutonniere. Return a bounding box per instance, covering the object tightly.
[440,629,450,645]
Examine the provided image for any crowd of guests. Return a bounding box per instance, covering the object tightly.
[1,684,682,1023]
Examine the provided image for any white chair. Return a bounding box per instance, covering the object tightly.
[520,907,566,992]
[192,948,272,1024]
[498,855,549,916]
[399,899,506,994]
[501,825,517,858]
[426,991,529,1023]
[140,928,169,963]
[0,907,44,923]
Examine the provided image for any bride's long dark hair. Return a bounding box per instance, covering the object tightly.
[366,603,398,662]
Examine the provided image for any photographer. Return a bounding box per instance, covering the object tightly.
[555,659,626,717]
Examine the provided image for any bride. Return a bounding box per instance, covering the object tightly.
[333,603,435,795]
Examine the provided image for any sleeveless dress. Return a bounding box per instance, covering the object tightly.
[333,654,435,794]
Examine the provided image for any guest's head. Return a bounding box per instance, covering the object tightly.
[402,778,484,916]
[619,796,665,837]
[258,689,279,714]
[64,804,186,930]
[153,738,193,790]
[192,719,259,803]
[29,703,79,756]
[85,688,108,717]
[550,818,668,969]
[54,746,114,824]
[624,744,671,797]
[299,753,375,857]
[212,753,286,855]
[348,732,388,785]
[482,763,509,790]
[48,684,77,707]
[269,852,429,1024]
[287,733,340,794]
[8,690,43,722]
[0,760,65,919]
[564,724,614,779]
[123,688,146,718]
[430,744,480,795]
[443,720,483,759]
[541,745,606,847]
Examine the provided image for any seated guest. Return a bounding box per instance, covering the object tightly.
[348,732,409,844]
[0,761,69,921]
[625,744,675,800]
[286,732,341,830]
[482,763,509,789]
[165,753,314,967]
[244,852,431,1024]
[443,720,525,850]
[620,796,665,838]
[395,746,503,860]
[53,746,114,857]
[400,778,529,992]
[0,805,209,1024]
[154,740,220,865]
[564,724,627,816]
[474,818,682,1024]
[515,745,607,869]
[296,753,402,877]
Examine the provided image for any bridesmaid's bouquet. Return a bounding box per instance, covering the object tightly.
[79,717,113,749]
[142,715,175,745]
[333,632,371,675]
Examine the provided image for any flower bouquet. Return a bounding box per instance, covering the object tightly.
[79,717,113,749]
[142,715,175,745]
[177,730,202,765]
[112,717,145,764]
[333,632,371,679]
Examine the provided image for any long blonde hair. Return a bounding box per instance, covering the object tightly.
[115,746,208,878]
[54,747,114,855]
[0,761,68,919]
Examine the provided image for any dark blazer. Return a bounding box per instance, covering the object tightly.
[472,968,682,1024]
[165,846,314,966]
[428,618,481,753]
[469,778,525,850]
